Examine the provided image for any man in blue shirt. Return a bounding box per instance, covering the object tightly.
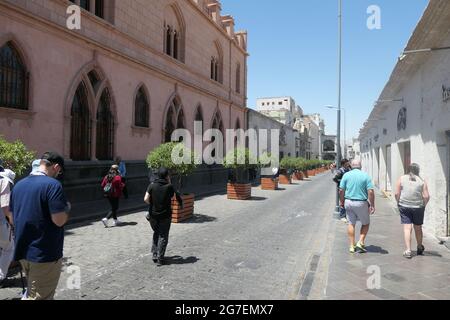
[339,159,375,254]
[10,152,70,300]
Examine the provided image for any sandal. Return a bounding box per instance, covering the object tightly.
[403,250,413,259]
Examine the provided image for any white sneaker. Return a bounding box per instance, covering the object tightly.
[112,219,120,227]
[101,218,109,228]
[340,217,348,223]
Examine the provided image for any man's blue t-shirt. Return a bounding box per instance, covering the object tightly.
[10,175,67,263]
[339,169,374,201]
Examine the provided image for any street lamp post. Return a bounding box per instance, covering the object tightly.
[326,106,346,159]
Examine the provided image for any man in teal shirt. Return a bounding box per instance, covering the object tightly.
[339,159,375,253]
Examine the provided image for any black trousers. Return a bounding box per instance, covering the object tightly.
[121,177,128,199]
[105,197,119,220]
[149,216,171,259]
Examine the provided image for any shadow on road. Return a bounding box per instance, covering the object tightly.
[421,251,442,258]
[115,222,138,227]
[184,214,217,224]
[164,256,199,265]
[275,188,286,191]
[365,245,389,255]
[250,196,267,201]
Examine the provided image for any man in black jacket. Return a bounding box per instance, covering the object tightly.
[144,167,183,266]
[333,159,351,221]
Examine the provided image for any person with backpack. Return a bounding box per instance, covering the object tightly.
[0,169,16,288]
[144,168,183,266]
[333,159,351,222]
[101,165,124,228]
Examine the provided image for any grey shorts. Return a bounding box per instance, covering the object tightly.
[345,200,370,226]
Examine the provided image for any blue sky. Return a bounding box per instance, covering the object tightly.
[221,0,429,141]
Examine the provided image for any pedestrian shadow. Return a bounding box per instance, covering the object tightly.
[164,256,199,265]
[420,251,442,258]
[275,188,286,191]
[250,196,267,201]
[115,222,138,227]
[366,245,389,255]
[184,214,217,224]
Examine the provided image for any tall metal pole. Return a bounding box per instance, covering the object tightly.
[335,0,343,217]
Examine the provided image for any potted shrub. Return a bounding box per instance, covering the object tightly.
[0,136,36,176]
[307,160,317,177]
[259,152,278,190]
[279,157,295,184]
[146,142,197,223]
[293,158,306,181]
[224,148,258,200]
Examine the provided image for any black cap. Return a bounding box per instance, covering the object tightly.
[41,152,65,171]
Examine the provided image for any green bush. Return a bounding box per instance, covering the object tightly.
[146,142,198,191]
[0,136,36,176]
[223,148,259,183]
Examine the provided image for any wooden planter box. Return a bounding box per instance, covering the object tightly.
[279,174,292,185]
[227,183,252,200]
[302,171,309,178]
[293,172,304,181]
[172,193,194,223]
[261,177,278,190]
[307,170,316,177]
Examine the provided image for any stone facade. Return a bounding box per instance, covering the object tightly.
[358,0,450,238]
[0,0,249,205]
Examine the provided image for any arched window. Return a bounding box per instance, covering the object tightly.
[211,41,223,83]
[96,88,114,160]
[134,87,149,128]
[236,63,241,93]
[70,82,91,161]
[194,106,204,135]
[0,42,29,110]
[163,5,185,62]
[69,0,105,19]
[211,110,224,157]
[164,97,185,143]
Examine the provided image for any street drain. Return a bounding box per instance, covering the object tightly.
[298,254,321,300]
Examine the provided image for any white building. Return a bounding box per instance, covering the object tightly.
[358,0,450,238]
[256,96,302,127]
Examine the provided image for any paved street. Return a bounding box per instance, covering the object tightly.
[1,171,450,300]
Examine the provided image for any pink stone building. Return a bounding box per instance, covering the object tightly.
[0,0,248,162]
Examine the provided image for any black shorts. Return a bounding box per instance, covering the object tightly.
[399,206,425,226]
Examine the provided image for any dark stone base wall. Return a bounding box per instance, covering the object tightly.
[62,161,230,204]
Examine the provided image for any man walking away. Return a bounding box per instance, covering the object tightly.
[339,159,375,254]
[333,159,351,222]
[10,152,70,300]
[144,168,183,266]
[0,169,16,288]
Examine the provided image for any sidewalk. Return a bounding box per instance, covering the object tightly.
[68,182,227,225]
[325,191,450,300]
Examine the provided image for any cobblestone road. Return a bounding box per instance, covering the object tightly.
[0,172,337,300]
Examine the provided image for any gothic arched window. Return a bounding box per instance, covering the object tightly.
[134,87,149,128]
[0,42,29,110]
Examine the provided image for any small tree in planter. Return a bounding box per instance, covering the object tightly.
[259,152,279,190]
[279,157,295,184]
[146,142,197,223]
[223,148,258,200]
[293,158,306,181]
[0,136,36,176]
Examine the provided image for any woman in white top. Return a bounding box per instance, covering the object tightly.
[0,169,15,287]
[395,163,430,259]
